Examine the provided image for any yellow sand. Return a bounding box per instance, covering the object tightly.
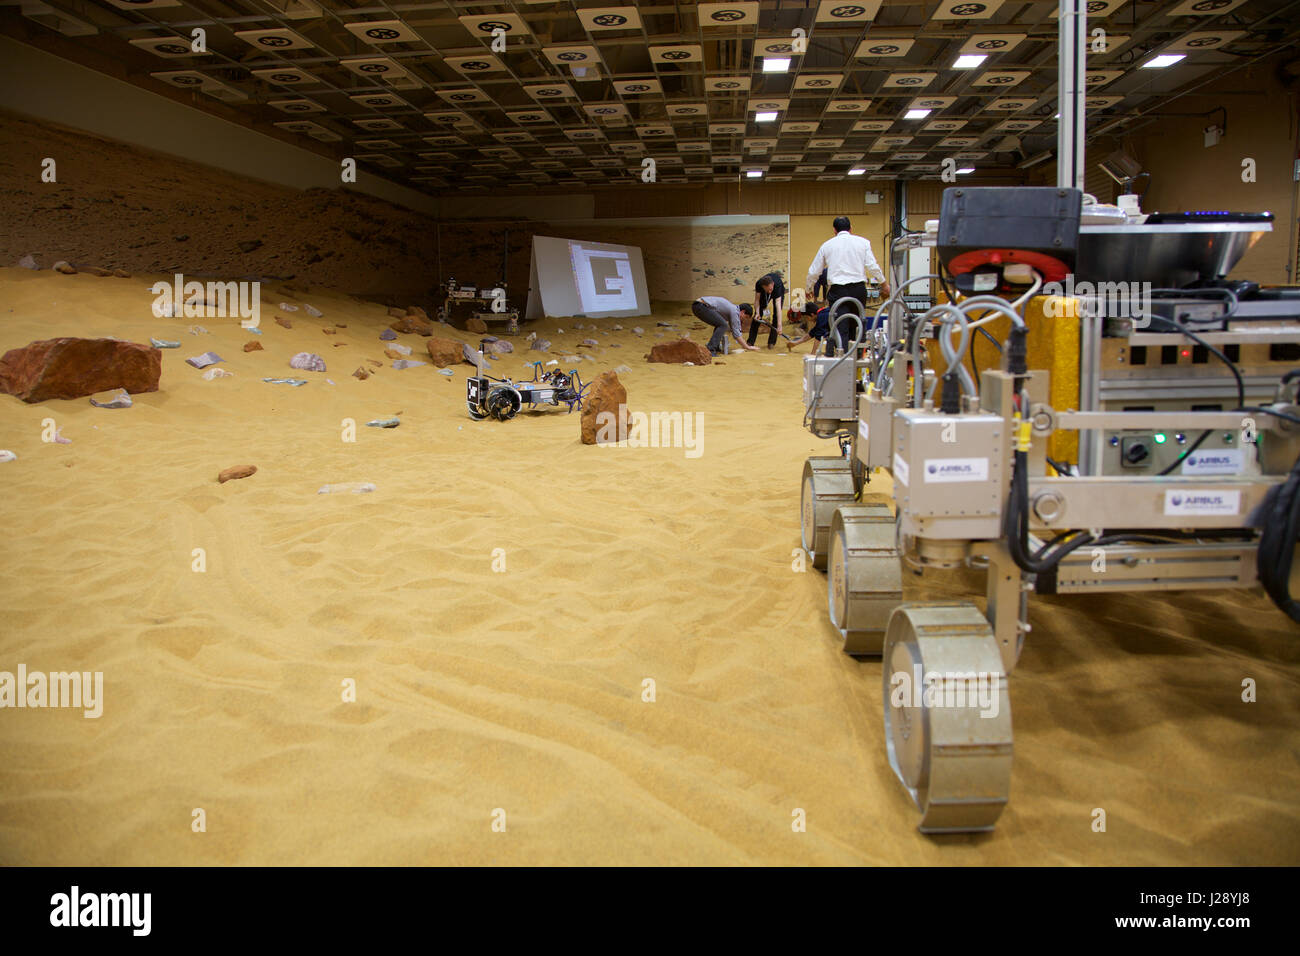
[1,268,1298,865]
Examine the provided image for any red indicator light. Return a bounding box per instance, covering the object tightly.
[1181,349,1190,357]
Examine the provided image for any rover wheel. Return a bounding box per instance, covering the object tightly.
[800,456,855,570]
[826,504,902,656]
[881,602,1012,834]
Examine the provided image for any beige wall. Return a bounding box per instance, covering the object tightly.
[1124,59,1299,284]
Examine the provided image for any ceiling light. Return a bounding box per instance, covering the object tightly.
[1140,54,1185,69]
[746,170,763,178]
[903,108,931,120]
[762,57,791,73]
[953,55,987,70]
[848,168,866,175]
[754,111,778,122]
[957,166,975,175]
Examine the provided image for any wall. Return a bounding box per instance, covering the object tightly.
[1123,58,1299,284]
[0,35,439,216]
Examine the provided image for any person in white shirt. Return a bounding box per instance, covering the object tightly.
[805,216,891,353]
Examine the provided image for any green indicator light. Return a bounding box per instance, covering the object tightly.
[1153,433,1167,444]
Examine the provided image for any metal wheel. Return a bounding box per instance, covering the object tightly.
[826,505,902,656]
[881,602,1012,834]
[800,456,855,570]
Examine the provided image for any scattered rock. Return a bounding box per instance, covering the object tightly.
[407,306,429,320]
[527,332,537,342]
[334,323,346,329]
[581,370,629,445]
[89,389,132,408]
[426,337,462,367]
[262,377,307,386]
[244,341,264,352]
[322,328,337,335]
[0,450,15,462]
[150,338,180,349]
[333,342,346,348]
[318,482,375,494]
[657,322,673,327]
[391,314,434,336]
[81,266,113,277]
[0,337,161,403]
[289,352,326,372]
[53,261,76,275]
[202,367,234,380]
[581,338,599,347]
[279,302,299,312]
[218,465,257,483]
[237,239,263,253]
[188,326,208,335]
[380,328,397,341]
[113,269,131,279]
[647,339,712,366]
[275,316,293,330]
[466,316,488,334]
[392,343,413,356]
[366,418,401,428]
[633,327,644,334]
[488,340,514,354]
[392,359,426,370]
[530,339,551,352]
[18,255,38,270]
[304,304,323,318]
[613,364,632,374]
[438,368,454,377]
[384,348,402,360]
[387,307,406,318]
[366,359,383,368]
[461,344,484,367]
[186,351,223,369]
[352,366,370,380]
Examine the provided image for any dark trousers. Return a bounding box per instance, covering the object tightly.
[826,282,868,355]
[692,300,730,354]
[747,292,784,346]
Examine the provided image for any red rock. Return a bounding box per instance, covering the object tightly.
[647,338,712,366]
[466,316,488,334]
[275,316,293,329]
[52,261,76,275]
[243,341,263,352]
[353,367,370,380]
[366,359,383,367]
[322,328,337,335]
[113,269,131,279]
[387,307,407,318]
[407,306,429,320]
[390,314,434,336]
[80,266,113,277]
[580,371,629,445]
[425,337,462,367]
[218,464,256,483]
[383,348,402,360]
[0,337,161,403]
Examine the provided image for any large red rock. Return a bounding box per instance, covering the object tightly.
[426,337,462,367]
[391,314,434,336]
[580,371,629,445]
[0,337,161,403]
[465,316,488,334]
[647,338,712,365]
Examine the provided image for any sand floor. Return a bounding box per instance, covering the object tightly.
[1,267,1298,865]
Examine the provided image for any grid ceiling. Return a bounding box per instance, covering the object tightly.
[10,0,1300,192]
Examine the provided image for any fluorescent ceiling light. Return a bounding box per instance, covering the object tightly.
[953,55,987,69]
[903,108,931,120]
[957,167,975,174]
[754,111,778,122]
[1140,54,1185,69]
[762,57,791,73]
[848,168,866,175]
[746,170,763,178]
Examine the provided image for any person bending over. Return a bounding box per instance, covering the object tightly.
[747,272,787,348]
[692,296,758,356]
[785,304,832,355]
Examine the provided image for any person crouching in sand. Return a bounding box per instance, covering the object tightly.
[692,296,759,356]
[785,302,831,355]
